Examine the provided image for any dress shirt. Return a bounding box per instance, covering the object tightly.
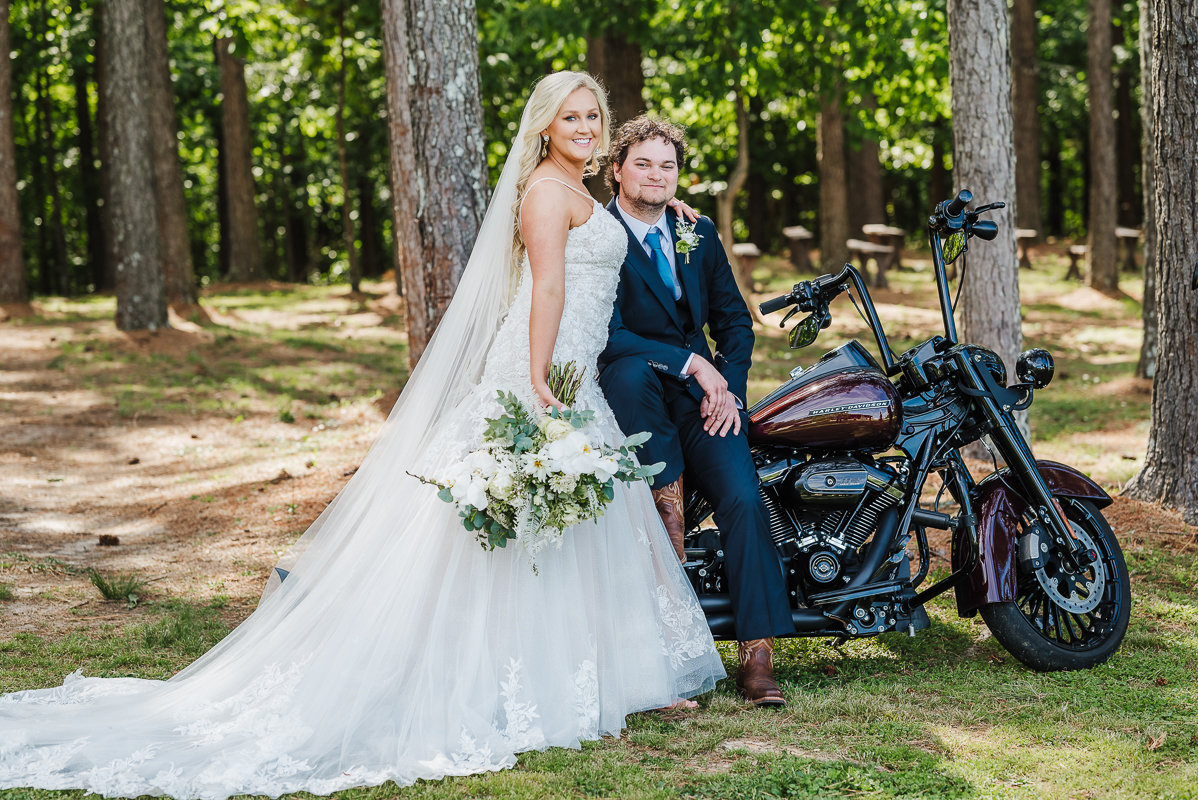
[615,198,693,378]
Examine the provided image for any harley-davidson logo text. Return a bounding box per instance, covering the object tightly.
[808,401,891,417]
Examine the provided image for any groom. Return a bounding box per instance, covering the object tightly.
[598,117,794,707]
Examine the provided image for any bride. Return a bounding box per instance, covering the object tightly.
[0,71,724,799]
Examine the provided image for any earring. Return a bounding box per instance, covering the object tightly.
[540,134,549,159]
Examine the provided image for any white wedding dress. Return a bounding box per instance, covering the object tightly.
[0,187,725,799]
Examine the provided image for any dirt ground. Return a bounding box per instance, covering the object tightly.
[1,283,1194,641]
[0,291,401,638]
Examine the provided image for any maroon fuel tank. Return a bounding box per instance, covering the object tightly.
[748,341,902,452]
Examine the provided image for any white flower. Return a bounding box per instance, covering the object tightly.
[464,477,489,510]
[546,431,600,475]
[674,219,703,263]
[521,449,553,481]
[538,416,575,442]
[463,449,498,477]
[488,469,515,499]
[593,455,620,482]
[549,472,578,493]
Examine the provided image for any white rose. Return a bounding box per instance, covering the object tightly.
[538,416,575,442]
[488,469,515,499]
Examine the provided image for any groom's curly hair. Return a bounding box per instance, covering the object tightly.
[604,116,688,195]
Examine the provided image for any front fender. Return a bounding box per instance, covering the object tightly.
[953,461,1112,617]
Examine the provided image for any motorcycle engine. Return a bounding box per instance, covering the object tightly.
[758,454,904,590]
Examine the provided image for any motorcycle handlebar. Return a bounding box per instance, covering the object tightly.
[759,294,792,315]
[944,189,972,218]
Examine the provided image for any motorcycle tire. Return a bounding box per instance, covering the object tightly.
[980,498,1131,672]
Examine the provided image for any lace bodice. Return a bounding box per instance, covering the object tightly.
[479,200,627,411]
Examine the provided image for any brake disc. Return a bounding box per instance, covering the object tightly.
[1034,521,1105,614]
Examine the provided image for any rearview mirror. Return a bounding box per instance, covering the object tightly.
[942,230,967,265]
[789,314,820,348]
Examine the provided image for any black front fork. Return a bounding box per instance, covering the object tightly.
[956,356,1092,564]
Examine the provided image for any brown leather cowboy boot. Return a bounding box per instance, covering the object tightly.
[737,638,786,707]
[651,477,686,563]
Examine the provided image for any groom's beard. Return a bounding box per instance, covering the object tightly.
[620,192,669,219]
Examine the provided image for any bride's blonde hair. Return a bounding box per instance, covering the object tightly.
[511,71,611,264]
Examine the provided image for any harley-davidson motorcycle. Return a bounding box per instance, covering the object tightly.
[686,189,1131,671]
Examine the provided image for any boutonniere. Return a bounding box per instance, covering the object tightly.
[674,220,703,264]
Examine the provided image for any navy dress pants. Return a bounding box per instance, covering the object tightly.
[599,357,794,642]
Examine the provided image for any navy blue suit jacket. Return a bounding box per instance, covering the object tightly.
[598,198,754,405]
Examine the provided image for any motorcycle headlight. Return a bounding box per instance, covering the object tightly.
[1017,348,1055,389]
[971,347,1007,387]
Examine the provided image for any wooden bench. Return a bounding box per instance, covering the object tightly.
[782,225,813,272]
[1116,226,1142,272]
[731,242,762,280]
[1015,228,1038,269]
[846,238,895,287]
[861,224,905,270]
[1066,244,1087,280]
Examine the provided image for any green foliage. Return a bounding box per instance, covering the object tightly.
[0,583,14,602]
[87,569,148,607]
[9,0,1141,296]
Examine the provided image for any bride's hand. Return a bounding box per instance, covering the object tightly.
[533,383,567,412]
[668,196,701,223]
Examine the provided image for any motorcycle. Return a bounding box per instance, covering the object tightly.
[685,190,1131,671]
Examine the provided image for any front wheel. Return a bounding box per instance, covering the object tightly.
[981,498,1131,671]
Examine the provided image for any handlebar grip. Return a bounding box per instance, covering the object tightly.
[759,294,792,315]
[945,189,973,217]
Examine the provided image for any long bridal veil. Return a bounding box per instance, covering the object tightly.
[259,106,530,596]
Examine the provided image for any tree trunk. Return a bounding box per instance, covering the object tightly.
[1044,123,1064,237]
[1011,0,1042,238]
[35,0,69,295]
[716,90,756,312]
[929,117,949,214]
[101,0,167,331]
[585,24,644,204]
[1114,67,1138,228]
[817,86,849,273]
[847,93,886,286]
[947,0,1022,389]
[358,166,385,278]
[216,35,262,282]
[144,0,196,307]
[1123,0,1198,523]
[0,0,25,304]
[73,18,107,294]
[1134,0,1156,379]
[847,93,885,234]
[283,121,309,282]
[336,2,360,293]
[381,0,487,368]
[1085,0,1118,292]
[94,3,116,291]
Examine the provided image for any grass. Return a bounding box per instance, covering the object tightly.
[87,569,148,607]
[2,268,1191,798]
[0,583,13,601]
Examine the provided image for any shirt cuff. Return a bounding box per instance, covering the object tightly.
[680,353,694,378]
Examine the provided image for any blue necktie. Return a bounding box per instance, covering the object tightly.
[644,228,681,300]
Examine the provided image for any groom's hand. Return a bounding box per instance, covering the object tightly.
[687,356,740,436]
[700,394,742,437]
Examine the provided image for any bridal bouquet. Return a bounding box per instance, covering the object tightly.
[413,362,662,559]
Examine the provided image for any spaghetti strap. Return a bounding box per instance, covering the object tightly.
[520,176,597,210]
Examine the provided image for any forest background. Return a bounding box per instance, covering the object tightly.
[0,0,1145,298]
[2,2,1198,796]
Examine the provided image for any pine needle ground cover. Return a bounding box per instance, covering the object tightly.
[1,263,1195,799]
